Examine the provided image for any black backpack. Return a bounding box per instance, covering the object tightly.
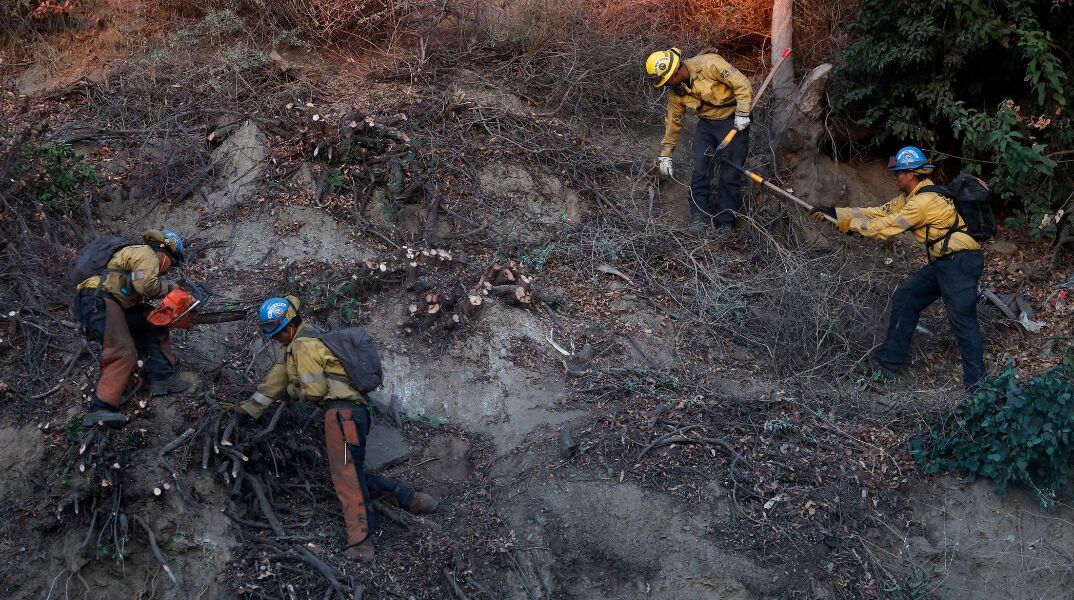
[919,174,997,250]
[300,326,384,394]
[66,236,131,289]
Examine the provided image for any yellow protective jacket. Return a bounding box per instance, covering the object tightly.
[660,53,753,157]
[835,179,982,260]
[246,323,364,418]
[76,244,167,309]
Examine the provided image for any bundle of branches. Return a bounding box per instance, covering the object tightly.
[292,104,440,224]
[284,245,553,340]
[415,96,643,228]
[398,258,546,336]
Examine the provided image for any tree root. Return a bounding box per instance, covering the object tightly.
[443,567,471,600]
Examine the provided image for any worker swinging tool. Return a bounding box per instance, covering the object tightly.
[730,146,993,392]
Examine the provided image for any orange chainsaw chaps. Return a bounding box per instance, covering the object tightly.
[148,289,197,329]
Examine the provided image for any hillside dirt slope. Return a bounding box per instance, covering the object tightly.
[2,4,1074,599]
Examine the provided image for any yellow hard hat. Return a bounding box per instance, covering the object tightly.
[645,48,682,88]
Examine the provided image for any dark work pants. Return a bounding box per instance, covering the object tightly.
[77,290,175,406]
[690,116,749,229]
[875,251,986,391]
[325,402,415,547]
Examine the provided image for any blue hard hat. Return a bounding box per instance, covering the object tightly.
[259,297,296,337]
[888,146,934,172]
[161,229,185,262]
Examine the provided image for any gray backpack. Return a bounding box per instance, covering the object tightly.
[66,236,131,289]
[300,326,384,394]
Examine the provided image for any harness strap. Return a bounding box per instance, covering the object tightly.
[913,185,967,261]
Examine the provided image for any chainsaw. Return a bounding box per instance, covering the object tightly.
[147,280,246,329]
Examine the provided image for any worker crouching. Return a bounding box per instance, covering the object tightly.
[237,296,438,562]
[71,229,192,429]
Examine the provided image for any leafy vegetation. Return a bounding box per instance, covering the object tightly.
[833,0,1074,234]
[909,352,1074,508]
[37,143,100,207]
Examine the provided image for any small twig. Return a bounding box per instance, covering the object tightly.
[80,508,102,552]
[372,499,421,530]
[220,413,237,447]
[159,428,197,456]
[134,516,177,585]
[295,545,346,599]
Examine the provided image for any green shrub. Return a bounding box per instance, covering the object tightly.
[37,144,100,208]
[833,0,1073,234]
[908,352,1074,508]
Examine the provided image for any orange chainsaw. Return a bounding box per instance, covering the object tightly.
[148,280,246,329]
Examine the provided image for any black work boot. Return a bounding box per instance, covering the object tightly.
[149,372,193,397]
[83,397,125,429]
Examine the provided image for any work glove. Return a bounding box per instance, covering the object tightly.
[837,219,852,234]
[234,398,267,419]
[657,156,674,179]
[811,206,837,221]
[734,115,750,131]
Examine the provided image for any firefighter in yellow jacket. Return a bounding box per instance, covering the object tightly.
[236,296,438,562]
[74,230,191,429]
[645,48,753,232]
[812,146,986,391]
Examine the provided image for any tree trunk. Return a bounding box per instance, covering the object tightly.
[770,0,795,100]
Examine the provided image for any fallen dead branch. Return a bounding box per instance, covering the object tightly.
[636,434,752,469]
[242,474,286,537]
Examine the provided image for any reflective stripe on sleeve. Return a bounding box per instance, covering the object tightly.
[252,391,276,406]
[300,373,327,385]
